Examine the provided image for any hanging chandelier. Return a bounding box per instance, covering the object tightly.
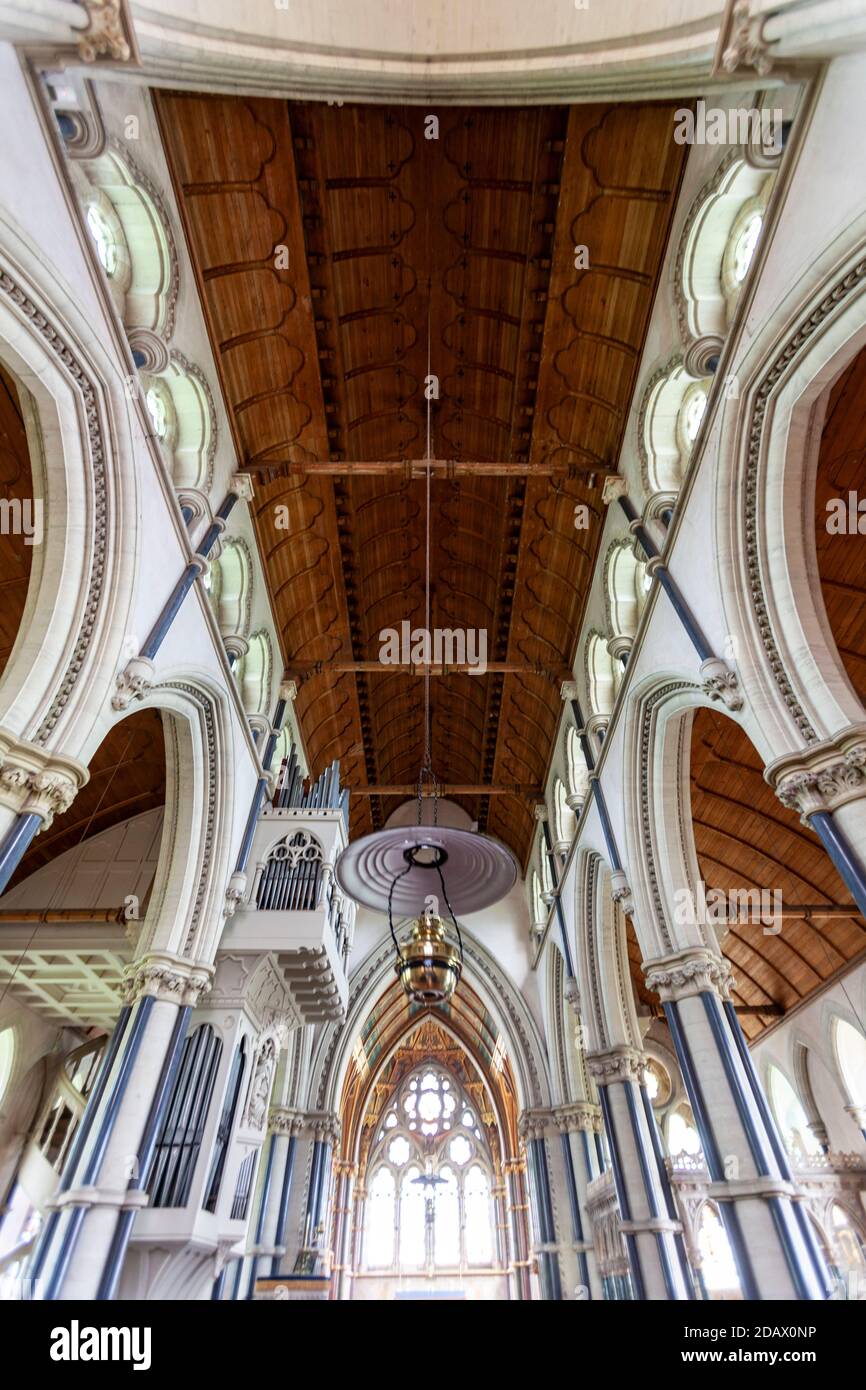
[334,303,517,1003]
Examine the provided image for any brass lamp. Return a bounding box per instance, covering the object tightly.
[395,908,462,1004]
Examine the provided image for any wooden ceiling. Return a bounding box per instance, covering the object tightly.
[157,95,687,861]
[9,708,166,891]
[0,364,33,680]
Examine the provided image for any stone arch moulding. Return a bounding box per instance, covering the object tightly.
[720,238,866,752]
[308,929,553,1120]
[0,242,137,754]
[125,675,235,967]
[575,847,642,1059]
[620,675,723,966]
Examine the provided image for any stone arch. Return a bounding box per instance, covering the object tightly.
[126,675,235,966]
[637,354,712,502]
[79,141,179,338]
[545,940,590,1108]
[564,722,590,810]
[584,629,616,731]
[143,351,216,493]
[716,236,866,754]
[308,927,552,1120]
[674,150,774,372]
[209,537,252,641]
[622,673,865,1039]
[0,242,137,755]
[552,776,576,851]
[620,675,727,965]
[240,629,273,718]
[573,848,641,1057]
[603,536,643,660]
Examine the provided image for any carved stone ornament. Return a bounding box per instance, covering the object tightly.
[121,951,212,1007]
[518,1108,555,1142]
[586,1047,646,1085]
[78,1,138,65]
[246,1037,278,1130]
[609,869,634,917]
[268,1106,306,1138]
[563,974,581,1015]
[601,474,628,507]
[699,657,745,712]
[0,730,88,826]
[111,655,156,712]
[643,948,735,1004]
[766,725,866,825]
[223,871,248,919]
[716,0,774,78]
[560,680,579,703]
[553,1102,603,1136]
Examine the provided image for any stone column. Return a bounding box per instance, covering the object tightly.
[38,952,211,1300]
[0,734,88,892]
[587,1047,691,1301]
[503,1156,532,1300]
[554,1102,605,1299]
[519,1111,563,1300]
[293,1112,340,1274]
[645,947,832,1300]
[330,1159,355,1301]
[767,727,866,920]
[255,1107,304,1278]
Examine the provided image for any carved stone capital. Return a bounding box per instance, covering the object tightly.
[223,871,248,919]
[111,655,155,712]
[268,1106,306,1138]
[563,974,581,1015]
[601,474,628,506]
[844,1104,866,1131]
[643,947,735,1004]
[699,657,744,712]
[553,1102,603,1136]
[586,1046,645,1086]
[609,870,634,917]
[78,0,139,65]
[0,731,89,825]
[121,951,212,1007]
[248,713,271,743]
[518,1107,555,1142]
[560,680,579,702]
[714,0,774,78]
[299,1110,341,1146]
[533,803,548,823]
[607,633,633,663]
[585,712,609,739]
[279,679,298,704]
[223,635,249,665]
[231,472,255,503]
[128,327,169,375]
[766,726,866,825]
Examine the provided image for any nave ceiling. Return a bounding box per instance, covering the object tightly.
[155,94,688,863]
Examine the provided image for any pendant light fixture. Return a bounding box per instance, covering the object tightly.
[335,299,518,1003]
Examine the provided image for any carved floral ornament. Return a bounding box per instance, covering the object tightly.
[0,732,89,827]
[767,729,866,826]
[120,952,212,1007]
[78,2,139,66]
[643,949,736,1005]
[585,1047,647,1085]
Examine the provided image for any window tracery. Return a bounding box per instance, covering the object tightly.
[362,1063,497,1272]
